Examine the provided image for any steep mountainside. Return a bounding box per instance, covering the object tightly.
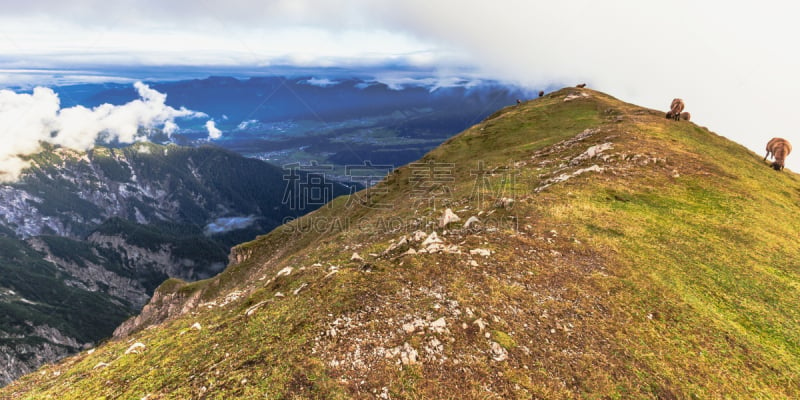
[4,88,800,399]
[0,143,346,386]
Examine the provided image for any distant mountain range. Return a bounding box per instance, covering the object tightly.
[0,142,347,385]
[50,75,534,172]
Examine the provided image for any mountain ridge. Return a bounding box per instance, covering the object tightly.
[4,87,800,399]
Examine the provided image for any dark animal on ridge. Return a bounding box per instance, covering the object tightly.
[538,90,544,97]
[576,83,586,88]
[764,137,792,171]
[665,98,684,121]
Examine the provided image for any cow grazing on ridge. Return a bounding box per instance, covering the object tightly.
[666,98,685,121]
[764,137,792,171]
[680,112,691,121]
[538,90,544,97]
[576,83,586,88]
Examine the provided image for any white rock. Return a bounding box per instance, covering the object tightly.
[473,318,488,332]
[463,216,480,229]
[93,362,110,370]
[430,317,448,334]
[470,248,492,257]
[537,164,604,192]
[425,338,443,356]
[351,252,364,262]
[244,300,268,316]
[563,92,589,102]
[402,248,418,256]
[491,341,508,362]
[578,164,603,174]
[421,232,443,246]
[442,244,461,254]
[276,267,293,277]
[274,292,285,298]
[323,270,339,279]
[411,230,428,242]
[383,236,408,255]
[124,342,146,355]
[426,243,444,253]
[571,142,614,165]
[293,283,308,295]
[400,343,419,365]
[425,242,460,254]
[191,322,202,331]
[438,208,461,228]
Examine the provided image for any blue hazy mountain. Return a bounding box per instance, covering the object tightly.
[50,74,534,170]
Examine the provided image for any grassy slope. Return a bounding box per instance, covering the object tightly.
[4,88,800,399]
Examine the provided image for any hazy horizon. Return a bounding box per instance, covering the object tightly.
[0,1,797,170]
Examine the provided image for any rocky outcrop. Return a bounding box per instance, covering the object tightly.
[113,280,204,338]
[0,325,85,387]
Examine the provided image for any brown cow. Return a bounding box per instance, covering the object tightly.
[538,90,544,97]
[764,137,792,171]
[666,98,685,121]
[680,112,691,121]
[576,83,586,88]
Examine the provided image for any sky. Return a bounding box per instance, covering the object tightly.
[0,0,798,172]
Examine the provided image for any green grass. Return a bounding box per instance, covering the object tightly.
[5,88,800,399]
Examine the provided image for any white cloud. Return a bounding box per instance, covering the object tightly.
[162,120,178,136]
[0,82,205,182]
[236,119,259,130]
[204,216,257,235]
[206,120,222,140]
[301,78,339,87]
[0,1,799,169]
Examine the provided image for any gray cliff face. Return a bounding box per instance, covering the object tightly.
[0,327,82,387]
[1,146,197,239]
[0,187,71,238]
[28,237,151,309]
[0,142,327,386]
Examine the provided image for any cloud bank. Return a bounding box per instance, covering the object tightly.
[0,1,797,169]
[0,82,205,181]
